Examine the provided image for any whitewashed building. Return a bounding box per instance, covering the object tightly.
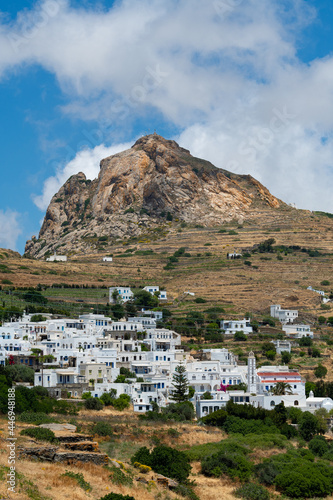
[46,254,67,262]
[270,305,298,324]
[220,319,253,335]
[142,286,167,300]
[109,287,134,303]
[282,324,314,339]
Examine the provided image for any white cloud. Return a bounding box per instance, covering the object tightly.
[1,0,333,212]
[32,142,132,211]
[0,210,22,250]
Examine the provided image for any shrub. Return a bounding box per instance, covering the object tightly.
[20,427,57,443]
[234,331,247,341]
[308,436,329,457]
[133,462,152,473]
[131,445,191,483]
[201,449,253,481]
[108,465,133,487]
[314,364,327,379]
[84,397,103,410]
[61,471,91,491]
[18,412,55,425]
[233,483,270,500]
[99,494,135,500]
[194,297,207,303]
[112,394,131,411]
[299,336,312,347]
[281,351,292,364]
[92,422,113,437]
[298,411,321,441]
[275,471,310,498]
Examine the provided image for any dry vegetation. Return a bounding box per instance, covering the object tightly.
[1,209,333,319]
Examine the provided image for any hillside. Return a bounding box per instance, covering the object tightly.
[24,134,288,259]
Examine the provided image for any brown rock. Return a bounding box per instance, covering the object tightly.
[25,134,285,258]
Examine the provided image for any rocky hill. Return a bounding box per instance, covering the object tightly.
[25,134,288,258]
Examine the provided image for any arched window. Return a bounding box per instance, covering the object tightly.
[294,400,299,406]
[270,401,276,407]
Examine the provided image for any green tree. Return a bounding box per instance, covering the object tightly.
[281,351,292,364]
[133,290,159,308]
[234,331,247,341]
[30,314,47,322]
[170,364,189,403]
[299,336,312,347]
[314,364,327,379]
[299,411,320,441]
[84,397,103,410]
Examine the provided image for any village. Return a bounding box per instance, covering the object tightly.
[1,283,332,419]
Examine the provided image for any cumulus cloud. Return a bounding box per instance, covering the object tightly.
[0,210,22,250]
[33,142,132,211]
[1,0,333,212]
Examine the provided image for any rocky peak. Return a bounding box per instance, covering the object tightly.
[25,134,286,258]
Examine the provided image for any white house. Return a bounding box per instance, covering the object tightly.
[307,286,325,297]
[220,319,253,335]
[272,340,291,354]
[142,286,167,301]
[109,287,134,303]
[270,305,298,324]
[102,257,113,262]
[46,253,67,262]
[256,367,305,396]
[282,324,313,339]
[196,391,251,418]
[306,391,333,412]
[227,252,242,259]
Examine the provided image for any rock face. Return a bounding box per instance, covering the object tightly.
[25,134,284,258]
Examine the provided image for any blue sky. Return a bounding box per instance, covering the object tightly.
[1,0,333,253]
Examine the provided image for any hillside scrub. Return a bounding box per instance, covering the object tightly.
[131,445,191,483]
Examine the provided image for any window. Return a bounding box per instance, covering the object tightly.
[294,400,299,406]
[270,401,275,407]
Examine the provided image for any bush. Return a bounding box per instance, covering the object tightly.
[298,411,321,441]
[108,465,133,487]
[61,471,91,491]
[18,412,55,425]
[314,364,327,378]
[201,449,253,481]
[281,351,292,364]
[299,336,312,347]
[233,483,270,500]
[162,401,195,421]
[194,297,207,303]
[131,445,191,483]
[20,427,57,443]
[99,494,135,500]
[308,436,329,457]
[234,331,247,341]
[275,471,311,498]
[84,397,104,410]
[92,422,113,437]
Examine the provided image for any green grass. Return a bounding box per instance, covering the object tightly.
[185,434,289,461]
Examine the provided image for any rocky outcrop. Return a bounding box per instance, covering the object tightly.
[25,134,285,258]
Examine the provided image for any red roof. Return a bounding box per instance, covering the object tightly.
[259,380,301,383]
[258,372,300,377]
